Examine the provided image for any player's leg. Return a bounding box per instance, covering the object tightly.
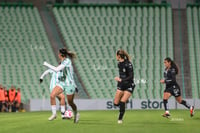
[4,101,8,112]
[2,101,6,112]
[117,91,132,123]
[15,101,20,112]
[67,94,79,123]
[49,86,63,121]
[162,92,171,117]
[175,96,194,117]
[64,84,79,123]
[57,93,66,118]
[114,89,124,106]
[67,94,76,112]
[8,102,12,112]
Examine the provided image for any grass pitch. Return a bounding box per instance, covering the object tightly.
[0,110,199,133]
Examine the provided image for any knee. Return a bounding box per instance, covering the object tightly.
[50,94,55,99]
[60,95,65,100]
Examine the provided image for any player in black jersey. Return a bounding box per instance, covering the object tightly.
[160,57,194,118]
[114,49,135,124]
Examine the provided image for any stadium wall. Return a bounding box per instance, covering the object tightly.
[29,99,199,111]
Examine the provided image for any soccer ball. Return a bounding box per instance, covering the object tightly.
[64,110,73,119]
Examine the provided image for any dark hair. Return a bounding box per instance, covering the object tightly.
[164,57,178,74]
[59,48,76,59]
[116,49,130,61]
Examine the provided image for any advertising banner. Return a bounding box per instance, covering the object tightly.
[29,99,199,111]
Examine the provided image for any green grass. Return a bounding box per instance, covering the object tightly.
[0,110,199,133]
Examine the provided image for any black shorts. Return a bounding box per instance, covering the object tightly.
[164,84,181,97]
[117,83,135,94]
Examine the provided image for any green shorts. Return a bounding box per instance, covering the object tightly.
[56,82,75,95]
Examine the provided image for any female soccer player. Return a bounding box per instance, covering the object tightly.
[114,49,135,124]
[40,69,66,119]
[160,57,194,118]
[43,48,79,123]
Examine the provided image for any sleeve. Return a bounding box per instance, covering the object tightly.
[164,68,176,84]
[43,61,65,72]
[121,62,133,82]
[40,69,52,79]
[61,59,71,67]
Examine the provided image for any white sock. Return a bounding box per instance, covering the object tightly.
[61,106,65,114]
[51,105,56,115]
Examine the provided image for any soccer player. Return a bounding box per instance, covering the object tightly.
[43,48,80,123]
[40,69,66,119]
[160,57,194,118]
[114,49,135,124]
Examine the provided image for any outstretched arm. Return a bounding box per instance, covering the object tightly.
[43,61,65,72]
[40,69,52,79]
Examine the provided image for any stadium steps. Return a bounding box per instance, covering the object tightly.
[187,4,200,98]
[53,4,173,99]
[172,9,192,99]
[0,4,57,103]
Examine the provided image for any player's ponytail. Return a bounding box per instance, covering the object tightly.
[164,57,179,74]
[67,50,76,59]
[59,48,76,59]
[116,49,130,61]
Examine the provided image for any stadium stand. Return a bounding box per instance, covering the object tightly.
[0,3,58,102]
[53,4,174,99]
[187,4,200,98]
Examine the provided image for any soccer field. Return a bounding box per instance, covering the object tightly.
[0,110,199,133]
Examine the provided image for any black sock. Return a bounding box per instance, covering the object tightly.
[118,102,125,120]
[114,103,119,107]
[163,99,169,111]
[180,100,190,109]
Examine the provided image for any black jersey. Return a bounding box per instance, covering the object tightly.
[117,60,134,87]
[164,67,178,88]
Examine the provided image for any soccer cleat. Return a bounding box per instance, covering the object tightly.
[118,120,123,124]
[74,112,80,123]
[61,112,66,119]
[162,112,170,118]
[48,114,57,121]
[190,106,194,117]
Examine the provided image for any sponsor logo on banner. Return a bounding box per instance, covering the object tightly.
[106,100,133,109]
[106,99,163,109]
[29,99,198,111]
[141,99,163,109]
